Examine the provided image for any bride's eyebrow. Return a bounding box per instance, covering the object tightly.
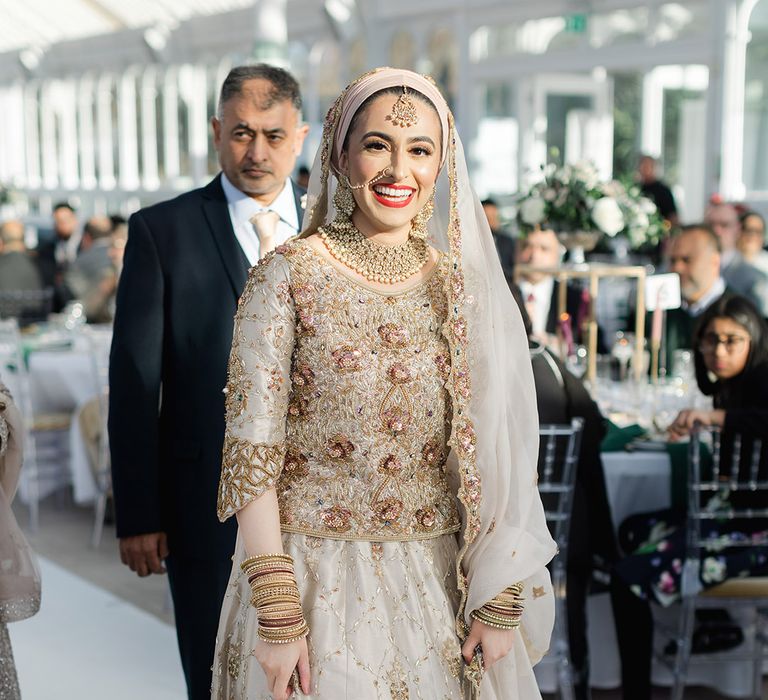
[360,131,435,147]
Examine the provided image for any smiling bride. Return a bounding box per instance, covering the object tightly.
[211,67,556,700]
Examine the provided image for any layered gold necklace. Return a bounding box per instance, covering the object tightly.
[319,220,428,284]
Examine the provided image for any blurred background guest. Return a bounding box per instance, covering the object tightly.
[737,210,768,277]
[35,202,81,295]
[482,197,516,282]
[0,220,48,324]
[611,295,768,700]
[64,216,118,323]
[514,286,617,700]
[638,154,678,228]
[663,224,733,370]
[517,227,583,348]
[705,202,768,314]
[0,220,43,293]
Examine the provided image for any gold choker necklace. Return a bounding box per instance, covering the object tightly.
[320,220,428,284]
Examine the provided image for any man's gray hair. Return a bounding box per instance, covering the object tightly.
[217,64,302,118]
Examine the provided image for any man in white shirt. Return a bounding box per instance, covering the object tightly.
[109,64,307,699]
[663,225,733,371]
[517,228,582,347]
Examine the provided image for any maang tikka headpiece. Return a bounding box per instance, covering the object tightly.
[386,85,419,128]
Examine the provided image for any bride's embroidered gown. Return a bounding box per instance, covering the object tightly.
[212,238,473,699]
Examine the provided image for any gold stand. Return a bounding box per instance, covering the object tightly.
[515,263,647,383]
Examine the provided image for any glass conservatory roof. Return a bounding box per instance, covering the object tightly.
[0,0,255,53]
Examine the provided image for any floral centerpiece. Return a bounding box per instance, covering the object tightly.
[516,161,665,262]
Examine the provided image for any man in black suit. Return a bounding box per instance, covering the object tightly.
[512,285,617,700]
[517,228,584,346]
[108,64,308,699]
[481,198,516,282]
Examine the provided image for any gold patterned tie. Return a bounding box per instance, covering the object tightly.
[250,210,280,257]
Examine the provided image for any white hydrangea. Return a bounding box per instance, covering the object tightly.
[592,196,625,236]
[519,196,547,225]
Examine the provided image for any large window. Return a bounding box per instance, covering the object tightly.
[744,0,768,192]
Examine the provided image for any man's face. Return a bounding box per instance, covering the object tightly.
[638,157,655,183]
[482,203,500,231]
[737,214,766,259]
[706,204,740,252]
[53,208,78,240]
[212,79,308,205]
[669,231,720,303]
[518,229,561,284]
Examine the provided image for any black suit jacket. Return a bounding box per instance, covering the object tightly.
[531,344,618,570]
[108,174,305,560]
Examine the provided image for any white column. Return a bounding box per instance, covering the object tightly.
[0,88,11,183]
[179,65,208,186]
[23,82,41,189]
[641,69,664,158]
[78,76,97,190]
[118,70,140,191]
[453,8,471,140]
[96,74,116,190]
[718,0,759,200]
[58,78,79,190]
[40,81,60,190]
[140,68,160,190]
[253,0,287,64]
[162,67,181,183]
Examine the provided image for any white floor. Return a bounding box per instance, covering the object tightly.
[9,557,186,699]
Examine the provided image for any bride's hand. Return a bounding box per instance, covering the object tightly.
[461,619,515,671]
[254,637,311,699]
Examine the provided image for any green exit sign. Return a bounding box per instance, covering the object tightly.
[565,13,588,33]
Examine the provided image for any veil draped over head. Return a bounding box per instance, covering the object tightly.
[301,68,557,683]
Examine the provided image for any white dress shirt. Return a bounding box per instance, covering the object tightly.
[682,276,726,317]
[220,173,301,266]
[519,277,555,336]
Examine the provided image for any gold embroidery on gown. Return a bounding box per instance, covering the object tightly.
[213,240,468,699]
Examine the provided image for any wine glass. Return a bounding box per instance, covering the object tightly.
[611,331,635,382]
[566,345,588,378]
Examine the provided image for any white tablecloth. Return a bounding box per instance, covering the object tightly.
[27,347,100,504]
[537,449,760,697]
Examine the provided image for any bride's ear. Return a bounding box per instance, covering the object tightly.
[337,150,348,177]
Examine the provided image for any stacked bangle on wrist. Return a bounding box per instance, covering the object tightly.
[241,553,308,644]
[470,582,525,630]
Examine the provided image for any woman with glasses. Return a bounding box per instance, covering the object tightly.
[610,294,768,700]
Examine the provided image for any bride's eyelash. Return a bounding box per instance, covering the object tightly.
[363,140,387,150]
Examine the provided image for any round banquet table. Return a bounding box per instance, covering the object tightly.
[3,332,104,506]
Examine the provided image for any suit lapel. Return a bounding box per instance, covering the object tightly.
[546,281,560,335]
[201,174,249,299]
[291,181,307,231]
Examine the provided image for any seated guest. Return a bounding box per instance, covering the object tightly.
[611,295,768,700]
[64,216,118,323]
[481,198,516,281]
[663,224,733,371]
[0,221,43,292]
[517,228,584,348]
[737,210,768,277]
[706,202,768,314]
[513,286,617,700]
[0,220,47,323]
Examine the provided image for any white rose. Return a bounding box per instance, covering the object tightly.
[592,196,625,236]
[520,196,546,225]
[639,196,657,215]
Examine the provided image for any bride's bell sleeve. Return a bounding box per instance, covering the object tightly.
[217,253,295,522]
